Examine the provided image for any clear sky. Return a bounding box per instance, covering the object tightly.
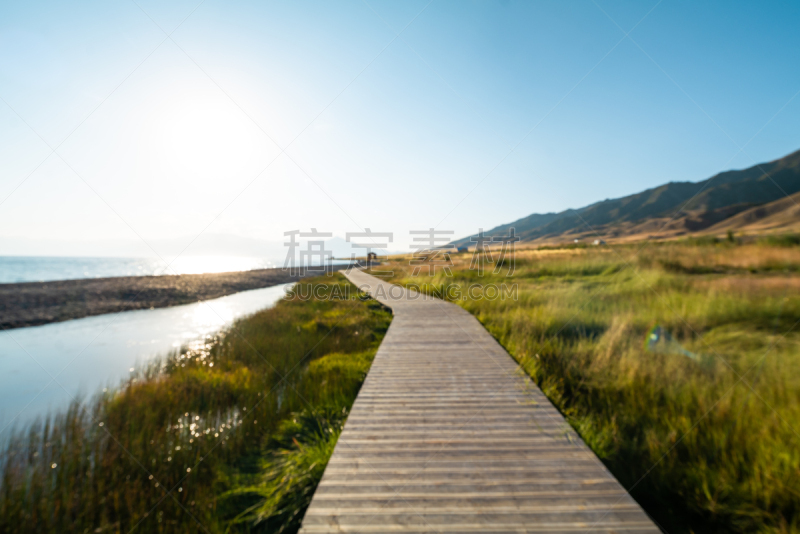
[1,0,799,258]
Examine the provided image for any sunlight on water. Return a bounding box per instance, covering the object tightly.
[0,256,280,284]
[0,284,290,430]
[160,256,277,276]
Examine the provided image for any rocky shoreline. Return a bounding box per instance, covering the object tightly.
[0,265,353,330]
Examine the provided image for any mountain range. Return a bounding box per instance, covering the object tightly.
[455,148,800,245]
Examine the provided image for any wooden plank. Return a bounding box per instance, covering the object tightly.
[298,269,660,533]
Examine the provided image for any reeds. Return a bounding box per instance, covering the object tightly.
[0,275,391,533]
[380,238,800,533]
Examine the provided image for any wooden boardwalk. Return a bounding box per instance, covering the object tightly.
[299,269,659,533]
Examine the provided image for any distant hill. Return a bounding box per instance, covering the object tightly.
[455,148,800,245]
[705,190,800,235]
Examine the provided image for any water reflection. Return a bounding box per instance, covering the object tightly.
[0,255,279,283]
[0,284,290,431]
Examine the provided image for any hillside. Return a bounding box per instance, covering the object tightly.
[456,148,800,245]
[705,190,800,234]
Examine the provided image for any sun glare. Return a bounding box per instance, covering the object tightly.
[163,255,275,276]
[154,95,261,175]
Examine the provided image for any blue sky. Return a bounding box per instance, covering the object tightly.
[1,0,799,257]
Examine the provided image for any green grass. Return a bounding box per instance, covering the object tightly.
[378,239,800,533]
[224,407,345,533]
[759,233,800,247]
[0,274,392,533]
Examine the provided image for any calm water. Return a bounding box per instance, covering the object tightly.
[0,255,279,284]
[0,284,290,432]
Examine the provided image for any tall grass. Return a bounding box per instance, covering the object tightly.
[378,239,800,533]
[758,233,800,247]
[0,274,391,533]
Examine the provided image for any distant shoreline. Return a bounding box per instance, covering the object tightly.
[0,264,354,330]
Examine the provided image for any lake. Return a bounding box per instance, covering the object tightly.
[0,284,290,433]
[0,255,280,284]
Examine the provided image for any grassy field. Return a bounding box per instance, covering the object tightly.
[0,274,391,534]
[373,237,800,533]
